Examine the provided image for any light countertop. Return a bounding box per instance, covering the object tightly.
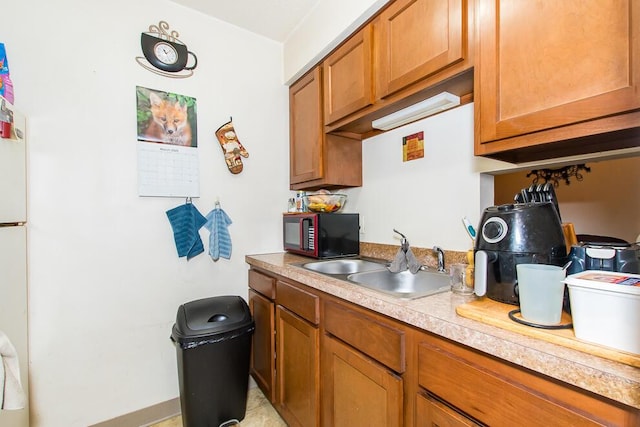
[246,252,640,409]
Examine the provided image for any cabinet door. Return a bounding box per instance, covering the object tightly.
[248,289,275,403]
[290,67,323,184]
[323,25,374,125]
[476,0,640,151]
[276,306,320,427]
[375,0,466,99]
[321,334,403,427]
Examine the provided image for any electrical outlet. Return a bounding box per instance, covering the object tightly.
[359,215,366,235]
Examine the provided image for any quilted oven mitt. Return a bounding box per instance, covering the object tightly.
[215,118,249,174]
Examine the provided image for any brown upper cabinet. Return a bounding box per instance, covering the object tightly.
[317,0,473,137]
[323,25,374,125]
[290,0,474,189]
[290,67,363,190]
[475,0,640,162]
[290,67,324,185]
[374,0,467,99]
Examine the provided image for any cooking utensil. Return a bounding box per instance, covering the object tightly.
[513,183,561,221]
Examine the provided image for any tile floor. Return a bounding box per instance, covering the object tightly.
[150,387,286,427]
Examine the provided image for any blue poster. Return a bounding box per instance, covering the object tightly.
[0,43,14,103]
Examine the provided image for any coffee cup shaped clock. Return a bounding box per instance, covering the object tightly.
[141,32,197,73]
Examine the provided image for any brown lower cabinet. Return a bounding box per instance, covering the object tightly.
[416,333,639,426]
[274,279,320,427]
[321,334,403,426]
[322,300,405,426]
[248,270,276,402]
[275,305,319,427]
[416,393,480,427]
[247,266,640,426]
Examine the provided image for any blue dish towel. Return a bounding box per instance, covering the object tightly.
[166,203,207,260]
[204,207,232,261]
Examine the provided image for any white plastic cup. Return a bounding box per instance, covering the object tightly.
[516,264,566,325]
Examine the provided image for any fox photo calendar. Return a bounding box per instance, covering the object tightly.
[135,86,199,197]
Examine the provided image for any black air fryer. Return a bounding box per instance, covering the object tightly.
[474,203,567,305]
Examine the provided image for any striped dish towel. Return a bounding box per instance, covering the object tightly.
[205,207,232,261]
[166,202,207,260]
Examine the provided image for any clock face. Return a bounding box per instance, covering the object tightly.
[153,42,178,65]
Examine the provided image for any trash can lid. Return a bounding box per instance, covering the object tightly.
[172,295,252,341]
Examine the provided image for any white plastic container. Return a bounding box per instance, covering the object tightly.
[564,271,640,354]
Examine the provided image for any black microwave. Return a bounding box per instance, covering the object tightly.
[283,213,359,259]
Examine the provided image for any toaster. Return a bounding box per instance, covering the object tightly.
[567,243,640,275]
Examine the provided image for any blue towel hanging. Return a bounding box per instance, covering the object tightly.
[166,202,207,260]
[205,205,233,261]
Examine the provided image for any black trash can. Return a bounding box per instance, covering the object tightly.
[171,295,255,427]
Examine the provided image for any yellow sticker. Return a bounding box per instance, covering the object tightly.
[402,131,424,162]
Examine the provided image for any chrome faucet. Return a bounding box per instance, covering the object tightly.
[394,229,409,252]
[433,246,446,273]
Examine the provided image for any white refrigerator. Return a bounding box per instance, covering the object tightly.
[0,96,29,427]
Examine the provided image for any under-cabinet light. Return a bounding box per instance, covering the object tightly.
[371,92,461,131]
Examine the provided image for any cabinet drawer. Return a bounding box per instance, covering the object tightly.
[324,300,405,373]
[276,280,319,325]
[416,393,479,427]
[248,269,275,299]
[417,335,634,426]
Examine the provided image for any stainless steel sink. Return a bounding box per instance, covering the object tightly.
[347,269,451,299]
[302,259,386,275]
[299,258,450,299]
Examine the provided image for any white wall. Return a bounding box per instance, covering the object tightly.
[4,1,289,426]
[344,103,499,252]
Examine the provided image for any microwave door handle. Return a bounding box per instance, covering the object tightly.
[301,218,310,251]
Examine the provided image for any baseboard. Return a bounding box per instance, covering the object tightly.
[89,397,180,427]
[90,380,257,426]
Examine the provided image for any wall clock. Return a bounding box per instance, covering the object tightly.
[136,21,198,78]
